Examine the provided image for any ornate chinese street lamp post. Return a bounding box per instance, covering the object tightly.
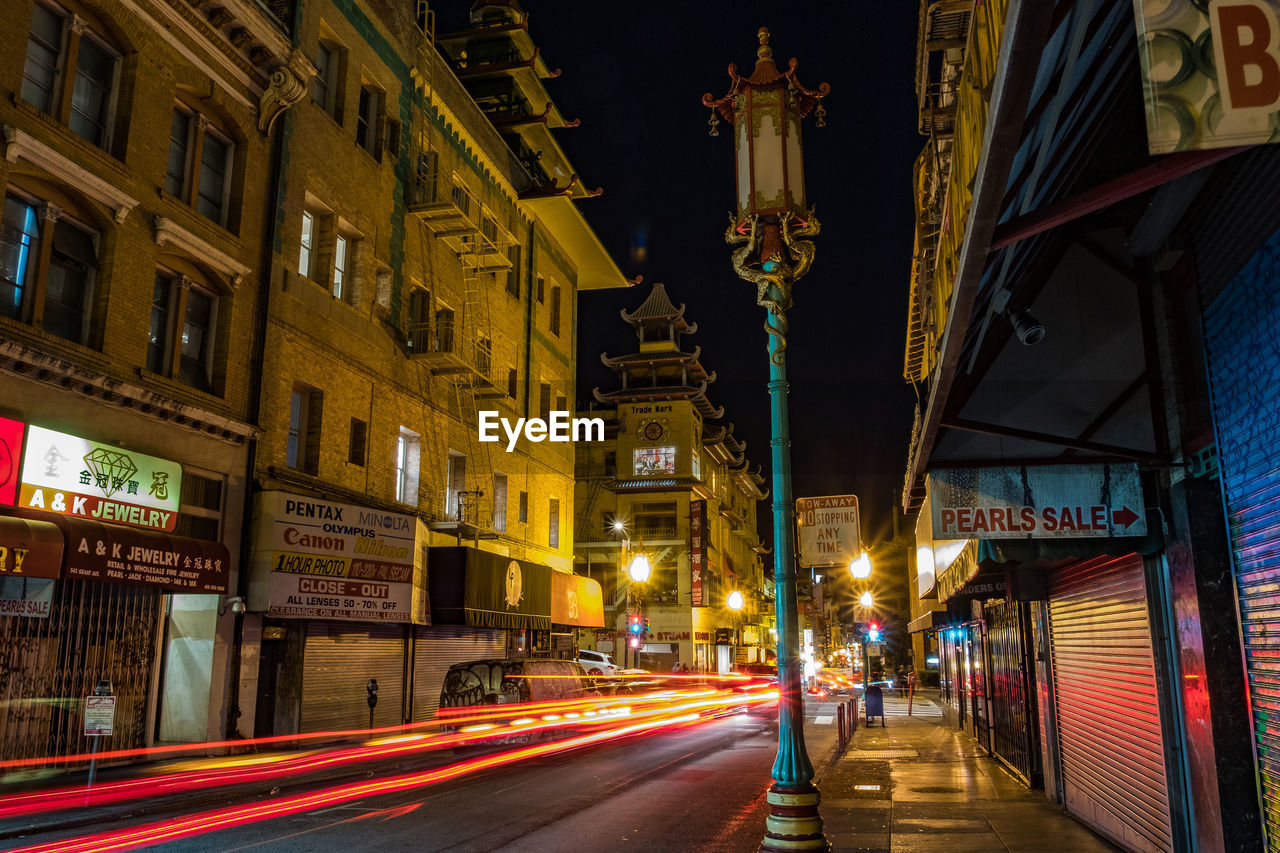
[703,27,830,853]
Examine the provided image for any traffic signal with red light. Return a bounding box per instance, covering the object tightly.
[867,622,882,642]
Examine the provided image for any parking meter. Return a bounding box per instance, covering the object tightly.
[366,679,378,708]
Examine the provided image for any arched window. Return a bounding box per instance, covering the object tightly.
[1,188,100,346]
[148,258,224,393]
[165,98,238,229]
[22,0,122,151]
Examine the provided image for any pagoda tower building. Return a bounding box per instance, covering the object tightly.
[575,283,771,673]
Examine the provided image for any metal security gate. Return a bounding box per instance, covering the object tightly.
[412,625,505,721]
[1203,233,1280,850]
[1048,554,1173,853]
[300,623,407,733]
[986,599,1038,784]
[0,579,161,762]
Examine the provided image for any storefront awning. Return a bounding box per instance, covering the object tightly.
[0,515,64,578]
[15,511,230,593]
[551,571,604,628]
[429,547,551,631]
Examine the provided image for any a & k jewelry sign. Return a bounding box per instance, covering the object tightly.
[19,426,182,532]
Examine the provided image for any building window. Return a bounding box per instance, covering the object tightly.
[148,271,220,391]
[536,274,545,304]
[692,451,701,480]
[505,244,521,297]
[492,472,507,532]
[550,284,561,336]
[332,234,348,299]
[518,490,528,524]
[356,85,383,157]
[407,288,430,352]
[446,451,466,519]
[287,383,323,475]
[23,3,120,151]
[1,193,97,346]
[313,43,332,112]
[476,334,491,376]
[348,418,366,466]
[396,427,420,505]
[555,394,566,413]
[539,383,551,420]
[174,471,224,541]
[299,210,315,278]
[435,306,454,353]
[507,367,517,398]
[166,105,234,227]
[549,497,560,548]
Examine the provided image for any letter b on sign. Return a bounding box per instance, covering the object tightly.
[1213,0,1280,112]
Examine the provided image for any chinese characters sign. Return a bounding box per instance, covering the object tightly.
[690,500,706,607]
[19,426,182,531]
[1135,0,1280,153]
[0,416,25,506]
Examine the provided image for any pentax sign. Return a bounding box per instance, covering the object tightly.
[929,464,1147,540]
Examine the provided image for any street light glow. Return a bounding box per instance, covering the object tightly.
[612,519,625,532]
[726,590,744,611]
[628,554,651,583]
[849,551,871,580]
[859,590,874,608]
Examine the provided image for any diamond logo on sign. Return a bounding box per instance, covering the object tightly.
[83,448,138,498]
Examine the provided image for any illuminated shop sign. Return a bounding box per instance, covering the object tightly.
[634,446,676,476]
[19,426,182,531]
[0,416,25,507]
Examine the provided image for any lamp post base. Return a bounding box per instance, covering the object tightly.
[759,782,830,852]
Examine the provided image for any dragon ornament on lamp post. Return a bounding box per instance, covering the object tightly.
[703,26,830,853]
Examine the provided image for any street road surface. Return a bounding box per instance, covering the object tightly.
[3,702,842,852]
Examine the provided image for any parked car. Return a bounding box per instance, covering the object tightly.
[439,658,592,711]
[573,649,619,676]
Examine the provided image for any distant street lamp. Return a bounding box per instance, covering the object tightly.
[860,590,874,609]
[727,590,745,611]
[849,551,871,580]
[704,26,830,853]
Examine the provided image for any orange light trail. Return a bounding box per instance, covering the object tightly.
[10,690,774,853]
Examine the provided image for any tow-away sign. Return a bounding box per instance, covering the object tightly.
[929,464,1146,540]
[796,495,860,568]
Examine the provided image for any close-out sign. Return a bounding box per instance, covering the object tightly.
[1134,0,1280,153]
[929,464,1147,540]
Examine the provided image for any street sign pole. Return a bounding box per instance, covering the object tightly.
[84,680,114,805]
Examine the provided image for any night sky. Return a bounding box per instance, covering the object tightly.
[441,2,921,544]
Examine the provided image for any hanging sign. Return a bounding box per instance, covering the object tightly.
[796,495,860,568]
[19,426,182,531]
[0,577,54,618]
[84,695,116,736]
[929,464,1146,539]
[690,500,706,607]
[1134,0,1280,153]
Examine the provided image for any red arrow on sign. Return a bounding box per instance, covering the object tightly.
[1111,506,1140,529]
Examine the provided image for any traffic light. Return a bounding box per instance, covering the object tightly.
[629,614,642,635]
[643,617,650,633]
[867,622,882,643]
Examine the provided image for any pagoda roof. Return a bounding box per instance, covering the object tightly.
[600,346,709,375]
[592,380,724,419]
[621,283,696,332]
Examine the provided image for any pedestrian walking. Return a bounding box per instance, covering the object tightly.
[907,668,917,715]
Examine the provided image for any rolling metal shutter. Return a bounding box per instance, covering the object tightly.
[300,622,406,733]
[1048,554,1172,853]
[412,625,505,721]
[1203,247,1280,850]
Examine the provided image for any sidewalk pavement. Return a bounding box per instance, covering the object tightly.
[816,695,1119,853]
